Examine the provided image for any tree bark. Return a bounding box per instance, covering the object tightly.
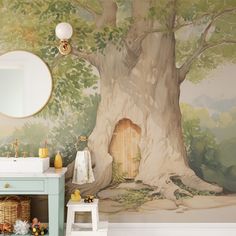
[77,32,222,199]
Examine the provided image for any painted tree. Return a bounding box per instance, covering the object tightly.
[1,0,236,199]
[70,0,236,199]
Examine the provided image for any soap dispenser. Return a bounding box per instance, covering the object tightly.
[54,151,63,169]
[39,140,48,158]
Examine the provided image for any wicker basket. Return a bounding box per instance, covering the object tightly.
[0,196,30,225]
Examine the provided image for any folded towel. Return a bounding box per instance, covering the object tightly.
[72,149,95,184]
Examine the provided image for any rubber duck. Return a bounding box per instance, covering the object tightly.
[71,189,81,201]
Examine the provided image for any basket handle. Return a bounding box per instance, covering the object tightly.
[3,196,21,202]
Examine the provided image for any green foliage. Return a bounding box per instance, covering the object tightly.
[0,93,99,166]
[218,138,236,167]
[116,189,153,209]
[181,103,236,192]
[176,36,226,83]
[74,0,102,15]
[186,49,225,83]
[94,26,127,53]
[115,0,132,25]
[112,161,126,184]
[172,177,218,200]
[133,150,141,162]
[115,0,129,6]
[177,0,220,22]
[0,122,49,157]
[181,104,219,177]
[41,56,99,117]
[182,117,219,178]
[175,0,236,82]
[224,165,236,191]
[181,105,236,143]
[148,0,175,27]
[48,94,100,165]
[111,151,141,184]
[210,109,236,142]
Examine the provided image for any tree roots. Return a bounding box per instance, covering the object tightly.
[149,171,223,201]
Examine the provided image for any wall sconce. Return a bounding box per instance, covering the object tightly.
[55,22,73,55]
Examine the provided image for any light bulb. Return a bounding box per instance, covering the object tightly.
[55,22,73,40]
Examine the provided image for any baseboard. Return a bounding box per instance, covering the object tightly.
[108,223,236,236]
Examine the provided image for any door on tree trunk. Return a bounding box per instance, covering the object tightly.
[109,118,141,179]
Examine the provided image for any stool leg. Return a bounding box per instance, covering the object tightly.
[91,206,99,231]
[66,208,75,236]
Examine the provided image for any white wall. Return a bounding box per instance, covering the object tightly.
[108,223,236,236]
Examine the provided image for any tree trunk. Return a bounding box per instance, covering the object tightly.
[78,32,222,199]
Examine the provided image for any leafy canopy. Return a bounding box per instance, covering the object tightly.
[175,0,236,82]
[0,0,236,113]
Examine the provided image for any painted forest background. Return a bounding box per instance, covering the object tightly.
[0,0,236,205]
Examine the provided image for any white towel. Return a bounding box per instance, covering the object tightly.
[72,149,95,184]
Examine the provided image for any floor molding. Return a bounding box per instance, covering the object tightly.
[108,223,236,236]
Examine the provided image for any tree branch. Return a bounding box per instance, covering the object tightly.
[178,7,236,83]
[52,47,97,67]
[71,0,100,18]
[174,21,196,31]
[95,0,117,28]
[125,0,179,61]
[178,39,236,83]
[124,0,155,66]
[175,7,236,32]
[174,12,211,32]
[71,48,98,67]
[204,39,236,50]
[123,26,169,70]
[167,0,177,29]
[178,46,206,83]
[197,8,236,50]
[51,53,64,68]
[71,0,117,29]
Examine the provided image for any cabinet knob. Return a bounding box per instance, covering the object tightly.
[4,183,10,188]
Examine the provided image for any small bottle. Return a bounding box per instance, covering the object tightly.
[54,151,63,169]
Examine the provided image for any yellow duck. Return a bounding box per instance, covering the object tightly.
[71,189,81,201]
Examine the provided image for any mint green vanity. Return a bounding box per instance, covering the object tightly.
[0,167,67,236]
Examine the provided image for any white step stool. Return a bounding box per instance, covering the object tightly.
[66,199,108,236]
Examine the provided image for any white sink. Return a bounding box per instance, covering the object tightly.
[0,157,50,173]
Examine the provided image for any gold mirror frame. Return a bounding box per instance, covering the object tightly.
[0,50,53,119]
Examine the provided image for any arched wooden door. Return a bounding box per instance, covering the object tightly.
[109,118,141,179]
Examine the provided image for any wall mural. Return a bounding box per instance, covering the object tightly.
[0,0,236,223]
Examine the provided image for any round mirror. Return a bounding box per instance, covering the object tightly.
[0,51,52,118]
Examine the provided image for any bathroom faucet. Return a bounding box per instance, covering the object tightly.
[12,139,19,158]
